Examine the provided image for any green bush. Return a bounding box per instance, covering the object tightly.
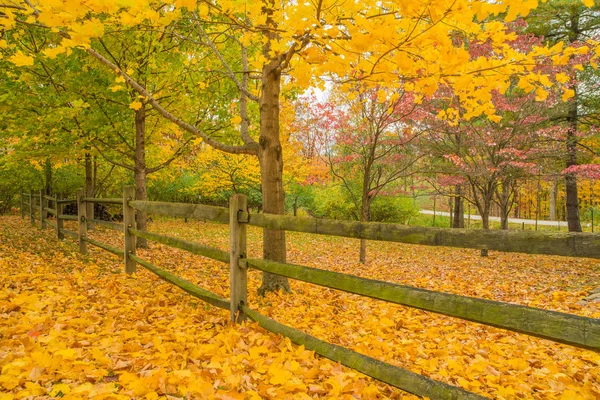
[370,196,419,223]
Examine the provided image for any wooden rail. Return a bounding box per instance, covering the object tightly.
[82,197,123,205]
[89,219,123,231]
[241,306,485,400]
[129,254,230,310]
[241,212,600,259]
[59,215,77,221]
[130,200,229,223]
[82,236,124,257]
[246,258,600,351]
[44,207,57,216]
[128,228,229,263]
[59,228,77,239]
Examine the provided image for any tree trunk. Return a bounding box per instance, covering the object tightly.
[452,185,464,228]
[135,106,148,248]
[359,196,371,264]
[257,58,290,295]
[293,196,298,217]
[564,11,582,232]
[44,158,52,196]
[500,209,509,230]
[565,100,582,232]
[549,179,557,220]
[85,153,94,220]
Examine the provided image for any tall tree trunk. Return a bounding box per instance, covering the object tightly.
[359,195,371,264]
[44,158,52,196]
[549,178,557,220]
[257,57,290,295]
[85,153,94,219]
[452,185,464,228]
[135,106,148,248]
[564,11,582,232]
[566,99,582,231]
[498,181,511,230]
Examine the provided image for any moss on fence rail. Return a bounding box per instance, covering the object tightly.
[129,254,230,310]
[130,200,229,223]
[241,306,486,400]
[128,228,229,263]
[246,258,600,352]
[241,212,600,259]
[82,236,124,257]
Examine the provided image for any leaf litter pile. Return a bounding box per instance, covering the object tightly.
[1,216,599,399]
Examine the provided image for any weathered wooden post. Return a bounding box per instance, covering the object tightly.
[20,192,24,219]
[56,196,64,240]
[77,189,87,254]
[39,190,45,229]
[229,194,248,323]
[29,190,34,225]
[123,186,136,274]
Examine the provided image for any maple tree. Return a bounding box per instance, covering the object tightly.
[294,86,423,262]
[526,0,600,231]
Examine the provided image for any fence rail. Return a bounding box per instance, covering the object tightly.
[21,188,600,399]
[82,197,123,205]
[241,212,600,259]
[89,219,123,231]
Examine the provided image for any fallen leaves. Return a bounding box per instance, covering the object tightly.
[1,216,599,399]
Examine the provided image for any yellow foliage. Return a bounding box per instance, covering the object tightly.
[129,101,143,111]
[8,51,34,67]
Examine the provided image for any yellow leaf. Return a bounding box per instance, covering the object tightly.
[115,75,125,83]
[555,73,569,84]
[50,383,71,396]
[43,46,66,59]
[562,89,575,101]
[582,0,594,7]
[535,87,548,101]
[8,51,34,67]
[129,101,143,111]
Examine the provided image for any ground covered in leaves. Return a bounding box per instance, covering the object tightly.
[1,215,599,399]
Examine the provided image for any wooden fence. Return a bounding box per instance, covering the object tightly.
[20,188,600,400]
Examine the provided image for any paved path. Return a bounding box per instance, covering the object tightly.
[420,210,568,227]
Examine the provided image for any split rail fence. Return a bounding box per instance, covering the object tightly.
[21,187,600,400]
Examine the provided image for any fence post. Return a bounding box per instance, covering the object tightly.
[56,196,64,240]
[123,186,136,274]
[229,194,248,323]
[29,190,34,225]
[20,192,24,219]
[77,189,87,254]
[39,190,45,229]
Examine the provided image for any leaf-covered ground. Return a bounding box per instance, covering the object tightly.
[1,216,599,399]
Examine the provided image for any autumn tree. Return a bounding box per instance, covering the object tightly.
[296,86,423,263]
[527,0,600,231]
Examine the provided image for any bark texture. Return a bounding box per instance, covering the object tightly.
[257,57,289,295]
[135,106,148,248]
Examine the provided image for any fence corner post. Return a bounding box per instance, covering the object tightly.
[56,195,64,240]
[123,186,136,274]
[29,190,34,225]
[77,189,87,254]
[229,193,248,323]
[39,190,46,229]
